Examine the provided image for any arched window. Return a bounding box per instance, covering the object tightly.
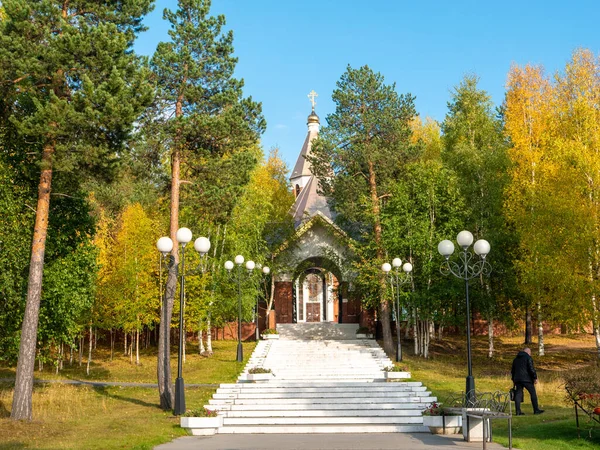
[295,184,301,197]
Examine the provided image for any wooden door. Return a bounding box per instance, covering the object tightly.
[306,303,321,322]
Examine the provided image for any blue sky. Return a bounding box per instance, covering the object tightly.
[135,0,600,171]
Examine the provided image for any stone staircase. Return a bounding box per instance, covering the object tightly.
[204,324,435,434]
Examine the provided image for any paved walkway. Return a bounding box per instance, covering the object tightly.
[155,433,506,450]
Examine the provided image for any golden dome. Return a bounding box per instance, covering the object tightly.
[307,110,320,124]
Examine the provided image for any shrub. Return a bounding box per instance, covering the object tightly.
[564,368,600,411]
[261,328,278,335]
[384,365,408,372]
[422,402,442,416]
[183,407,218,417]
[356,326,370,334]
[248,367,272,374]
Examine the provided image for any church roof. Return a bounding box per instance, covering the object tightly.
[290,126,318,181]
[289,174,333,226]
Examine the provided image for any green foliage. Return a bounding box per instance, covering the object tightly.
[309,65,420,240]
[0,0,154,179]
[183,407,218,417]
[247,367,272,374]
[0,155,33,362]
[441,75,515,323]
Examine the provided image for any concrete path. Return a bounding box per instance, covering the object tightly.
[154,433,506,450]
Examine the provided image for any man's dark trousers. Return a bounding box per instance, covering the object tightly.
[514,381,539,414]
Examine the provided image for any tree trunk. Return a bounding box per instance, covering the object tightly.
[136,327,140,365]
[11,144,54,421]
[206,316,213,354]
[78,336,83,367]
[265,268,275,329]
[488,316,494,358]
[525,305,532,344]
[537,301,544,356]
[110,329,114,361]
[86,325,92,376]
[199,329,205,354]
[367,160,393,355]
[413,308,418,355]
[124,332,128,356]
[591,294,600,360]
[158,257,178,410]
[55,344,60,375]
[158,79,185,411]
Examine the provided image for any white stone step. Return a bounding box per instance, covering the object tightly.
[219,382,423,388]
[220,409,424,418]
[209,396,437,405]
[216,386,427,394]
[198,326,435,435]
[218,425,429,434]
[208,403,429,411]
[213,391,430,400]
[223,416,424,425]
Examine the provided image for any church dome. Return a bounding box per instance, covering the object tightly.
[307,110,320,124]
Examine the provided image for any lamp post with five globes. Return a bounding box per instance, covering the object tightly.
[224,256,269,362]
[438,230,491,403]
[156,228,210,416]
[382,258,413,362]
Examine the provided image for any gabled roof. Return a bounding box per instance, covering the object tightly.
[274,211,353,257]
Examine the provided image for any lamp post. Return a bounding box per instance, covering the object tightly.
[382,258,413,362]
[156,229,210,416]
[438,230,491,404]
[225,256,268,362]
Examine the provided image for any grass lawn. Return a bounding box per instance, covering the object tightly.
[1,334,599,449]
[399,333,600,450]
[0,340,256,449]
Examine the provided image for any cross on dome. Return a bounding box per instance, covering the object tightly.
[308,90,318,111]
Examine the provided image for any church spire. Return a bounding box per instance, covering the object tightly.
[289,91,332,226]
[307,90,320,129]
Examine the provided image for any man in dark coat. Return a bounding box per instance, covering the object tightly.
[511,347,544,415]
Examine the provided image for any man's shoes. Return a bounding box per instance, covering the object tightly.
[534,410,545,415]
[516,412,525,416]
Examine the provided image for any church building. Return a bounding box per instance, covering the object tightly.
[271,92,370,327]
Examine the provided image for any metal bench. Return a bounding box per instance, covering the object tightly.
[448,390,513,450]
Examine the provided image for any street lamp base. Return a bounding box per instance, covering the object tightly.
[174,377,186,416]
[236,342,243,362]
[465,375,475,404]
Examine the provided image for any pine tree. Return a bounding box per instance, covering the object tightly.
[0,0,153,420]
[309,65,419,356]
[150,0,264,410]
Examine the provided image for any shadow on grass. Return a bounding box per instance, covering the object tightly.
[92,385,163,410]
[508,418,600,449]
[0,399,9,418]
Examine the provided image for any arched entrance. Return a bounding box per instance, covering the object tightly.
[295,268,339,323]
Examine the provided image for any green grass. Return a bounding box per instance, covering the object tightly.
[1,334,599,449]
[0,340,255,384]
[397,333,600,449]
[0,340,255,449]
